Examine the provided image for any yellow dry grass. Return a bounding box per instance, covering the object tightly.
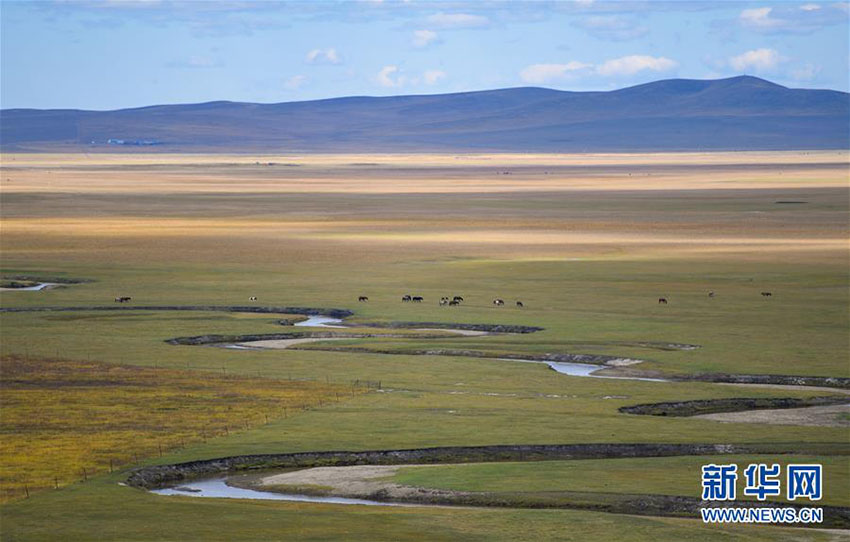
[1,151,847,194]
[1,152,847,265]
[0,355,362,502]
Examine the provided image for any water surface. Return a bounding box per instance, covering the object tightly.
[150,477,408,506]
[294,316,345,328]
[0,282,58,291]
[503,359,667,382]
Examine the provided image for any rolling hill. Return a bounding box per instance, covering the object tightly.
[1,76,847,152]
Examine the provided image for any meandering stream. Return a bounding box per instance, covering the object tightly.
[0,282,58,291]
[150,477,407,506]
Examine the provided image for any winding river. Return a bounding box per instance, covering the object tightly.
[0,282,58,291]
[150,477,406,506]
[239,312,667,382]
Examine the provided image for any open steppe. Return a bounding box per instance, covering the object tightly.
[1,152,848,541]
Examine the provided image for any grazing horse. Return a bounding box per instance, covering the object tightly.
[115,296,132,303]
[493,298,504,306]
[358,296,369,302]
[249,296,258,301]
[761,292,772,297]
[412,296,423,302]
[658,298,668,304]
[516,301,524,308]
[708,291,715,298]
[448,300,460,306]
[452,296,463,302]
[402,295,412,302]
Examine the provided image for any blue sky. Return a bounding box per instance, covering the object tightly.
[1,0,848,110]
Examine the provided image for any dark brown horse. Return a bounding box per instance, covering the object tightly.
[658,298,668,304]
[358,296,369,302]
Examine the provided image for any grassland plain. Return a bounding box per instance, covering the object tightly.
[0,356,358,502]
[0,152,848,541]
[390,456,849,507]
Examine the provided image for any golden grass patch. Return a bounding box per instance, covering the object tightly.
[0,355,365,502]
[2,152,847,195]
[2,151,846,265]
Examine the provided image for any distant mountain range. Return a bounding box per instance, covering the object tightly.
[1,76,847,152]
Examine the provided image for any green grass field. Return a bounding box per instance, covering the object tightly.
[391,455,850,507]
[1,152,848,541]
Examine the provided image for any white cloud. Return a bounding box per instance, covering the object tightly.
[284,75,307,90]
[423,69,446,85]
[738,4,845,33]
[520,62,592,84]
[728,48,782,72]
[740,7,780,29]
[306,48,341,65]
[425,12,490,28]
[412,29,438,48]
[377,65,401,87]
[519,56,678,84]
[595,55,677,77]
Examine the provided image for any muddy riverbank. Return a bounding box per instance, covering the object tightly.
[137,443,850,528]
[348,321,543,334]
[619,396,850,417]
[672,372,850,389]
[127,442,843,490]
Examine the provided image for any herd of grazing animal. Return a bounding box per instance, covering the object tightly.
[112,289,774,308]
[374,291,775,307]
[398,295,525,307]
